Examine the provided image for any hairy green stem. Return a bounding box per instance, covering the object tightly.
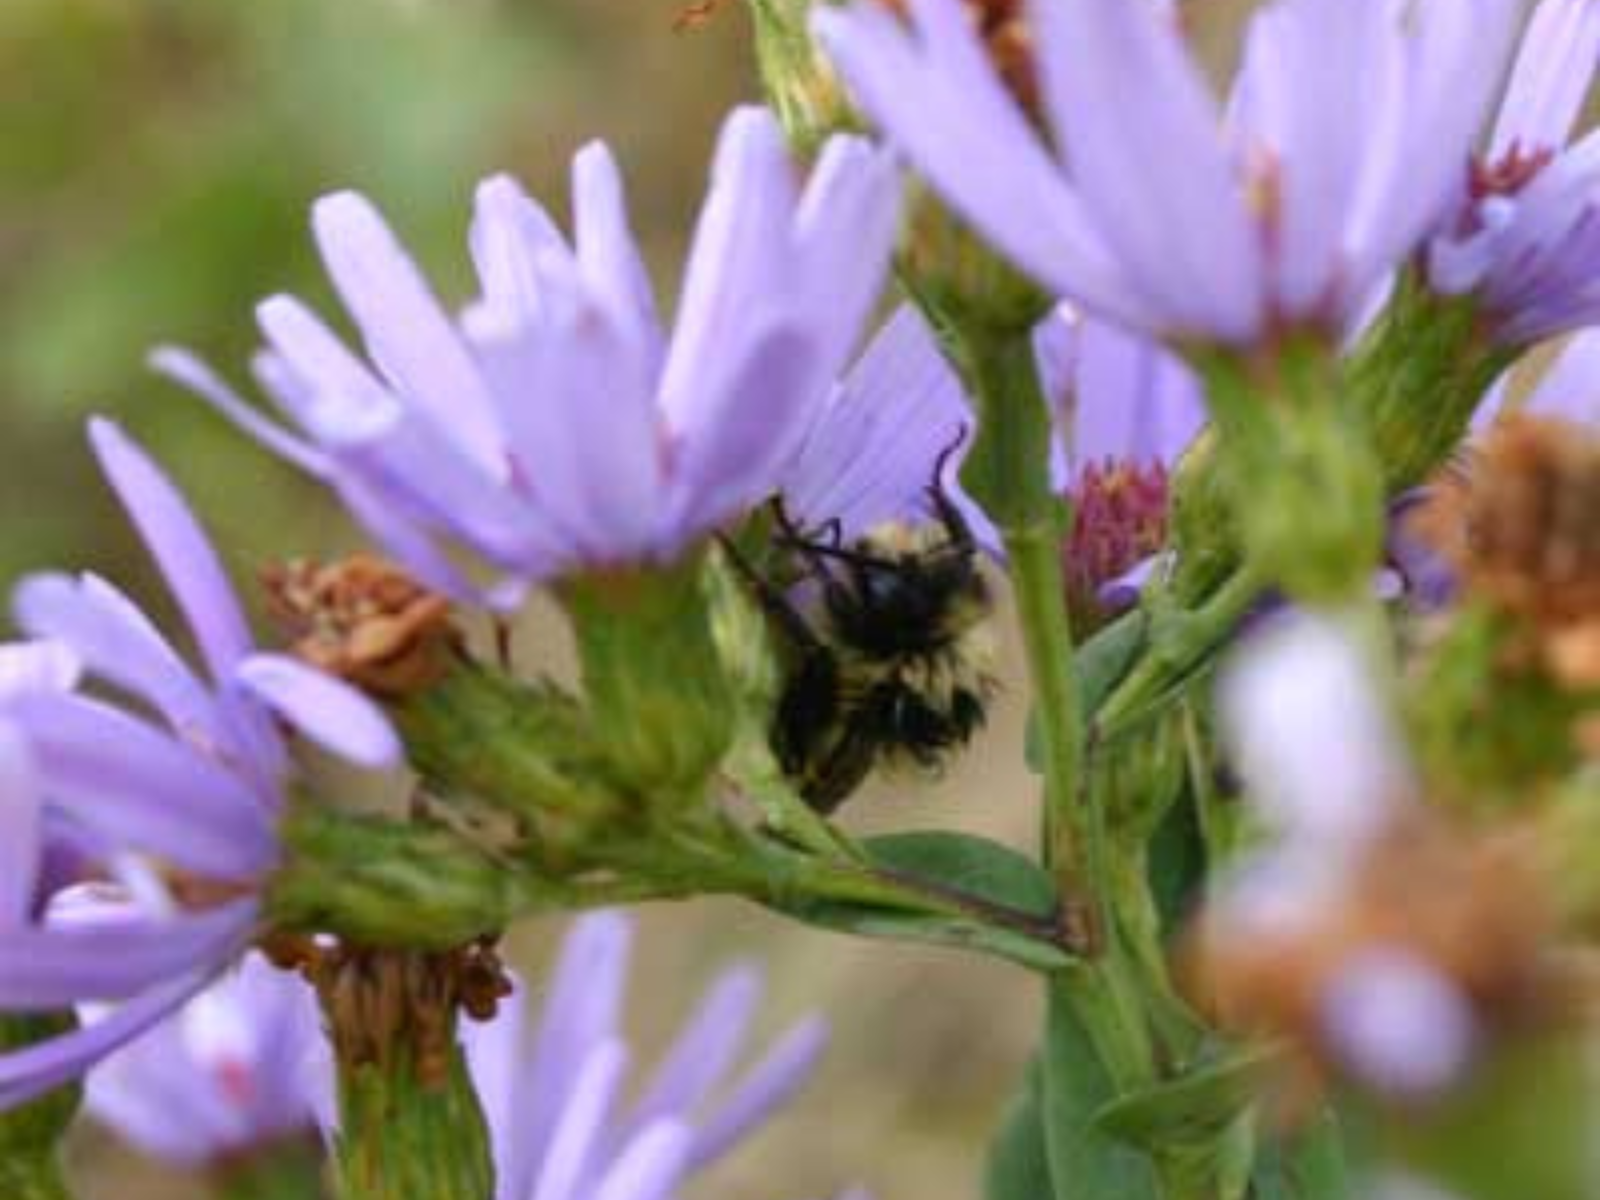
[950,324,1089,895]
[1093,566,1260,745]
[332,1033,493,1200]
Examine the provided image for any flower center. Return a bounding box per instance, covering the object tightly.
[1064,459,1171,626]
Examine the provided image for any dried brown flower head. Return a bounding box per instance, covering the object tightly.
[263,554,461,699]
[1412,416,1600,689]
[1185,818,1557,1107]
[263,936,514,1087]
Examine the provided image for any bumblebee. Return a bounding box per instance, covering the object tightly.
[730,440,998,813]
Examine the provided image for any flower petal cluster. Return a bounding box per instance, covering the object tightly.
[816,0,1519,346]
[84,952,324,1166]
[463,911,828,1200]
[1036,307,1205,488]
[157,107,901,602]
[1034,307,1204,614]
[1427,0,1600,346]
[0,420,396,1110]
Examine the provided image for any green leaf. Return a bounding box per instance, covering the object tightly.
[864,831,1058,919]
[1253,1109,1352,1200]
[764,832,1071,971]
[1094,1045,1272,1147]
[776,900,1072,972]
[1076,609,1150,716]
[1041,975,1160,1200]
[985,1063,1053,1200]
[1146,788,1207,937]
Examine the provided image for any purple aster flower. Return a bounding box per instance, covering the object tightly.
[0,420,396,1111]
[1427,0,1600,346]
[83,951,324,1166]
[461,911,828,1200]
[815,0,1519,346]
[1035,306,1205,619]
[154,107,900,605]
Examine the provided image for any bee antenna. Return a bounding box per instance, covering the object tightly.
[932,423,971,485]
[925,423,976,550]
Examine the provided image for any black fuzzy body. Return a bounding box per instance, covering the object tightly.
[738,467,997,814]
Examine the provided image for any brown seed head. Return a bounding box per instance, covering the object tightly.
[276,937,514,1088]
[1412,417,1600,688]
[263,554,461,699]
[1186,817,1557,1105]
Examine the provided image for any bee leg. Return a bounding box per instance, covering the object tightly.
[795,715,879,815]
[770,498,844,579]
[717,534,826,655]
[777,539,903,573]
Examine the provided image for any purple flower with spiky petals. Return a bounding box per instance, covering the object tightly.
[1427,0,1600,346]
[815,0,1519,346]
[154,107,901,606]
[83,951,324,1166]
[460,911,828,1200]
[1035,306,1205,619]
[0,420,396,1111]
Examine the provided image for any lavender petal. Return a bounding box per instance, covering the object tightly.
[0,900,256,1008]
[0,969,217,1111]
[685,1016,828,1171]
[87,419,254,688]
[234,654,400,769]
[9,692,276,880]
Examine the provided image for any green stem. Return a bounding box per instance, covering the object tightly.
[1346,277,1514,494]
[332,1035,493,1200]
[949,323,1087,890]
[1093,566,1260,744]
[1008,519,1093,889]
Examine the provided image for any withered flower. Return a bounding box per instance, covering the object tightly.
[264,554,461,699]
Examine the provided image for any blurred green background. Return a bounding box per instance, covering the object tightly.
[2,3,1043,1198]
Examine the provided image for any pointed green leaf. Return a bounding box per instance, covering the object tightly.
[1041,975,1160,1200]
[1093,1045,1273,1148]
[985,1064,1053,1200]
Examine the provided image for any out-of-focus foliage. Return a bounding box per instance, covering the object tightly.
[0,0,749,591]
